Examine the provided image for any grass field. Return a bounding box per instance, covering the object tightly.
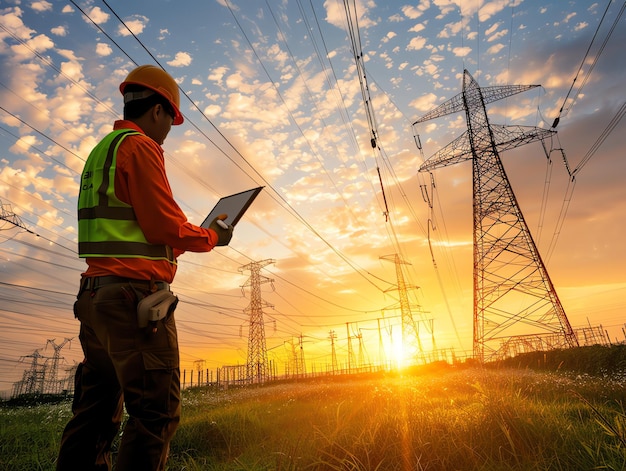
[1,365,625,470]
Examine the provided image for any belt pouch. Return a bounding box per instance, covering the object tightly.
[136,290,178,328]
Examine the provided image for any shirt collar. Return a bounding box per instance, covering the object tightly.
[113,120,145,134]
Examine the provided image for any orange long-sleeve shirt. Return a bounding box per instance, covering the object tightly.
[82,120,218,283]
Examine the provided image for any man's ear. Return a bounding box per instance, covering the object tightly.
[150,103,163,122]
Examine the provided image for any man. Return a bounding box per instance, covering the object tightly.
[56,65,233,470]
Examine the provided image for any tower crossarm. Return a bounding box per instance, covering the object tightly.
[414,70,539,125]
[413,92,466,124]
[490,125,556,152]
[418,132,472,172]
[418,125,555,173]
[477,84,539,106]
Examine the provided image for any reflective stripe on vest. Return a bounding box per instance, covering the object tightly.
[77,129,175,263]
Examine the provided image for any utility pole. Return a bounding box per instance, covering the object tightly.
[240,259,274,384]
[416,69,578,362]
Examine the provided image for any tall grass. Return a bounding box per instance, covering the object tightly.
[2,366,625,470]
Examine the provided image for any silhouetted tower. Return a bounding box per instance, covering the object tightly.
[376,318,387,367]
[328,330,338,374]
[380,254,425,361]
[12,349,47,396]
[286,335,305,377]
[415,70,578,362]
[297,334,306,376]
[240,259,274,384]
[45,338,72,394]
[346,322,356,373]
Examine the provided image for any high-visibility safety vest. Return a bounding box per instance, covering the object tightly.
[77,129,175,263]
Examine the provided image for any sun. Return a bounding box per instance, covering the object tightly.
[388,330,409,370]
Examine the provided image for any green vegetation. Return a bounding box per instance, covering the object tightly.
[2,354,626,470]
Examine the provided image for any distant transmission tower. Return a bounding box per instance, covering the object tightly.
[12,349,47,397]
[380,254,425,362]
[416,69,578,362]
[45,338,72,395]
[328,330,338,374]
[240,259,274,384]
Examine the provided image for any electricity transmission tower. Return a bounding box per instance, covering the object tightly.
[240,259,274,384]
[416,70,578,362]
[380,253,426,362]
[328,330,338,374]
[45,338,72,395]
[12,349,47,396]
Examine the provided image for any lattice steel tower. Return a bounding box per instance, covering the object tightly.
[240,259,274,383]
[415,70,578,362]
[380,254,425,361]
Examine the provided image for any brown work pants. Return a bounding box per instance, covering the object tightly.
[57,280,181,471]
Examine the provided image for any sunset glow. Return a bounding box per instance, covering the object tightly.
[1,1,625,396]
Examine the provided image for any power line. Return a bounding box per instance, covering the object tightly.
[552,0,625,128]
[100,0,390,296]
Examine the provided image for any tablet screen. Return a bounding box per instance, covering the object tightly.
[200,187,263,229]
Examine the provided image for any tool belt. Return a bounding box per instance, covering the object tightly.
[80,276,178,328]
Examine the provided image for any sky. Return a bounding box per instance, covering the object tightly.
[0,0,625,396]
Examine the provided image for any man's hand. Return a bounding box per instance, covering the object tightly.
[209,214,233,246]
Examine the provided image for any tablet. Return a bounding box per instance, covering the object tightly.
[200,187,263,229]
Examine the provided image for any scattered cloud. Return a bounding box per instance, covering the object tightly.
[407,36,427,51]
[30,1,52,13]
[117,15,148,36]
[50,25,67,36]
[167,51,192,67]
[86,6,109,25]
[96,42,112,56]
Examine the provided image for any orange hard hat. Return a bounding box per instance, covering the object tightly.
[120,65,184,125]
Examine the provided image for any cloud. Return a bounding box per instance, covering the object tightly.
[0,7,34,43]
[410,92,439,112]
[574,22,588,31]
[487,29,509,42]
[167,51,192,67]
[203,103,222,117]
[96,43,112,56]
[563,12,577,23]
[86,6,109,25]
[452,46,472,57]
[381,31,397,43]
[432,0,459,18]
[478,0,518,22]
[486,43,505,55]
[208,66,229,85]
[324,0,377,29]
[117,16,149,37]
[30,1,52,13]
[50,26,67,36]
[438,20,464,38]
[402,3,429,20]
[407,36,427,51]
[11,33,54,60]
[409,23,426,33]
[158,28,170,41]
